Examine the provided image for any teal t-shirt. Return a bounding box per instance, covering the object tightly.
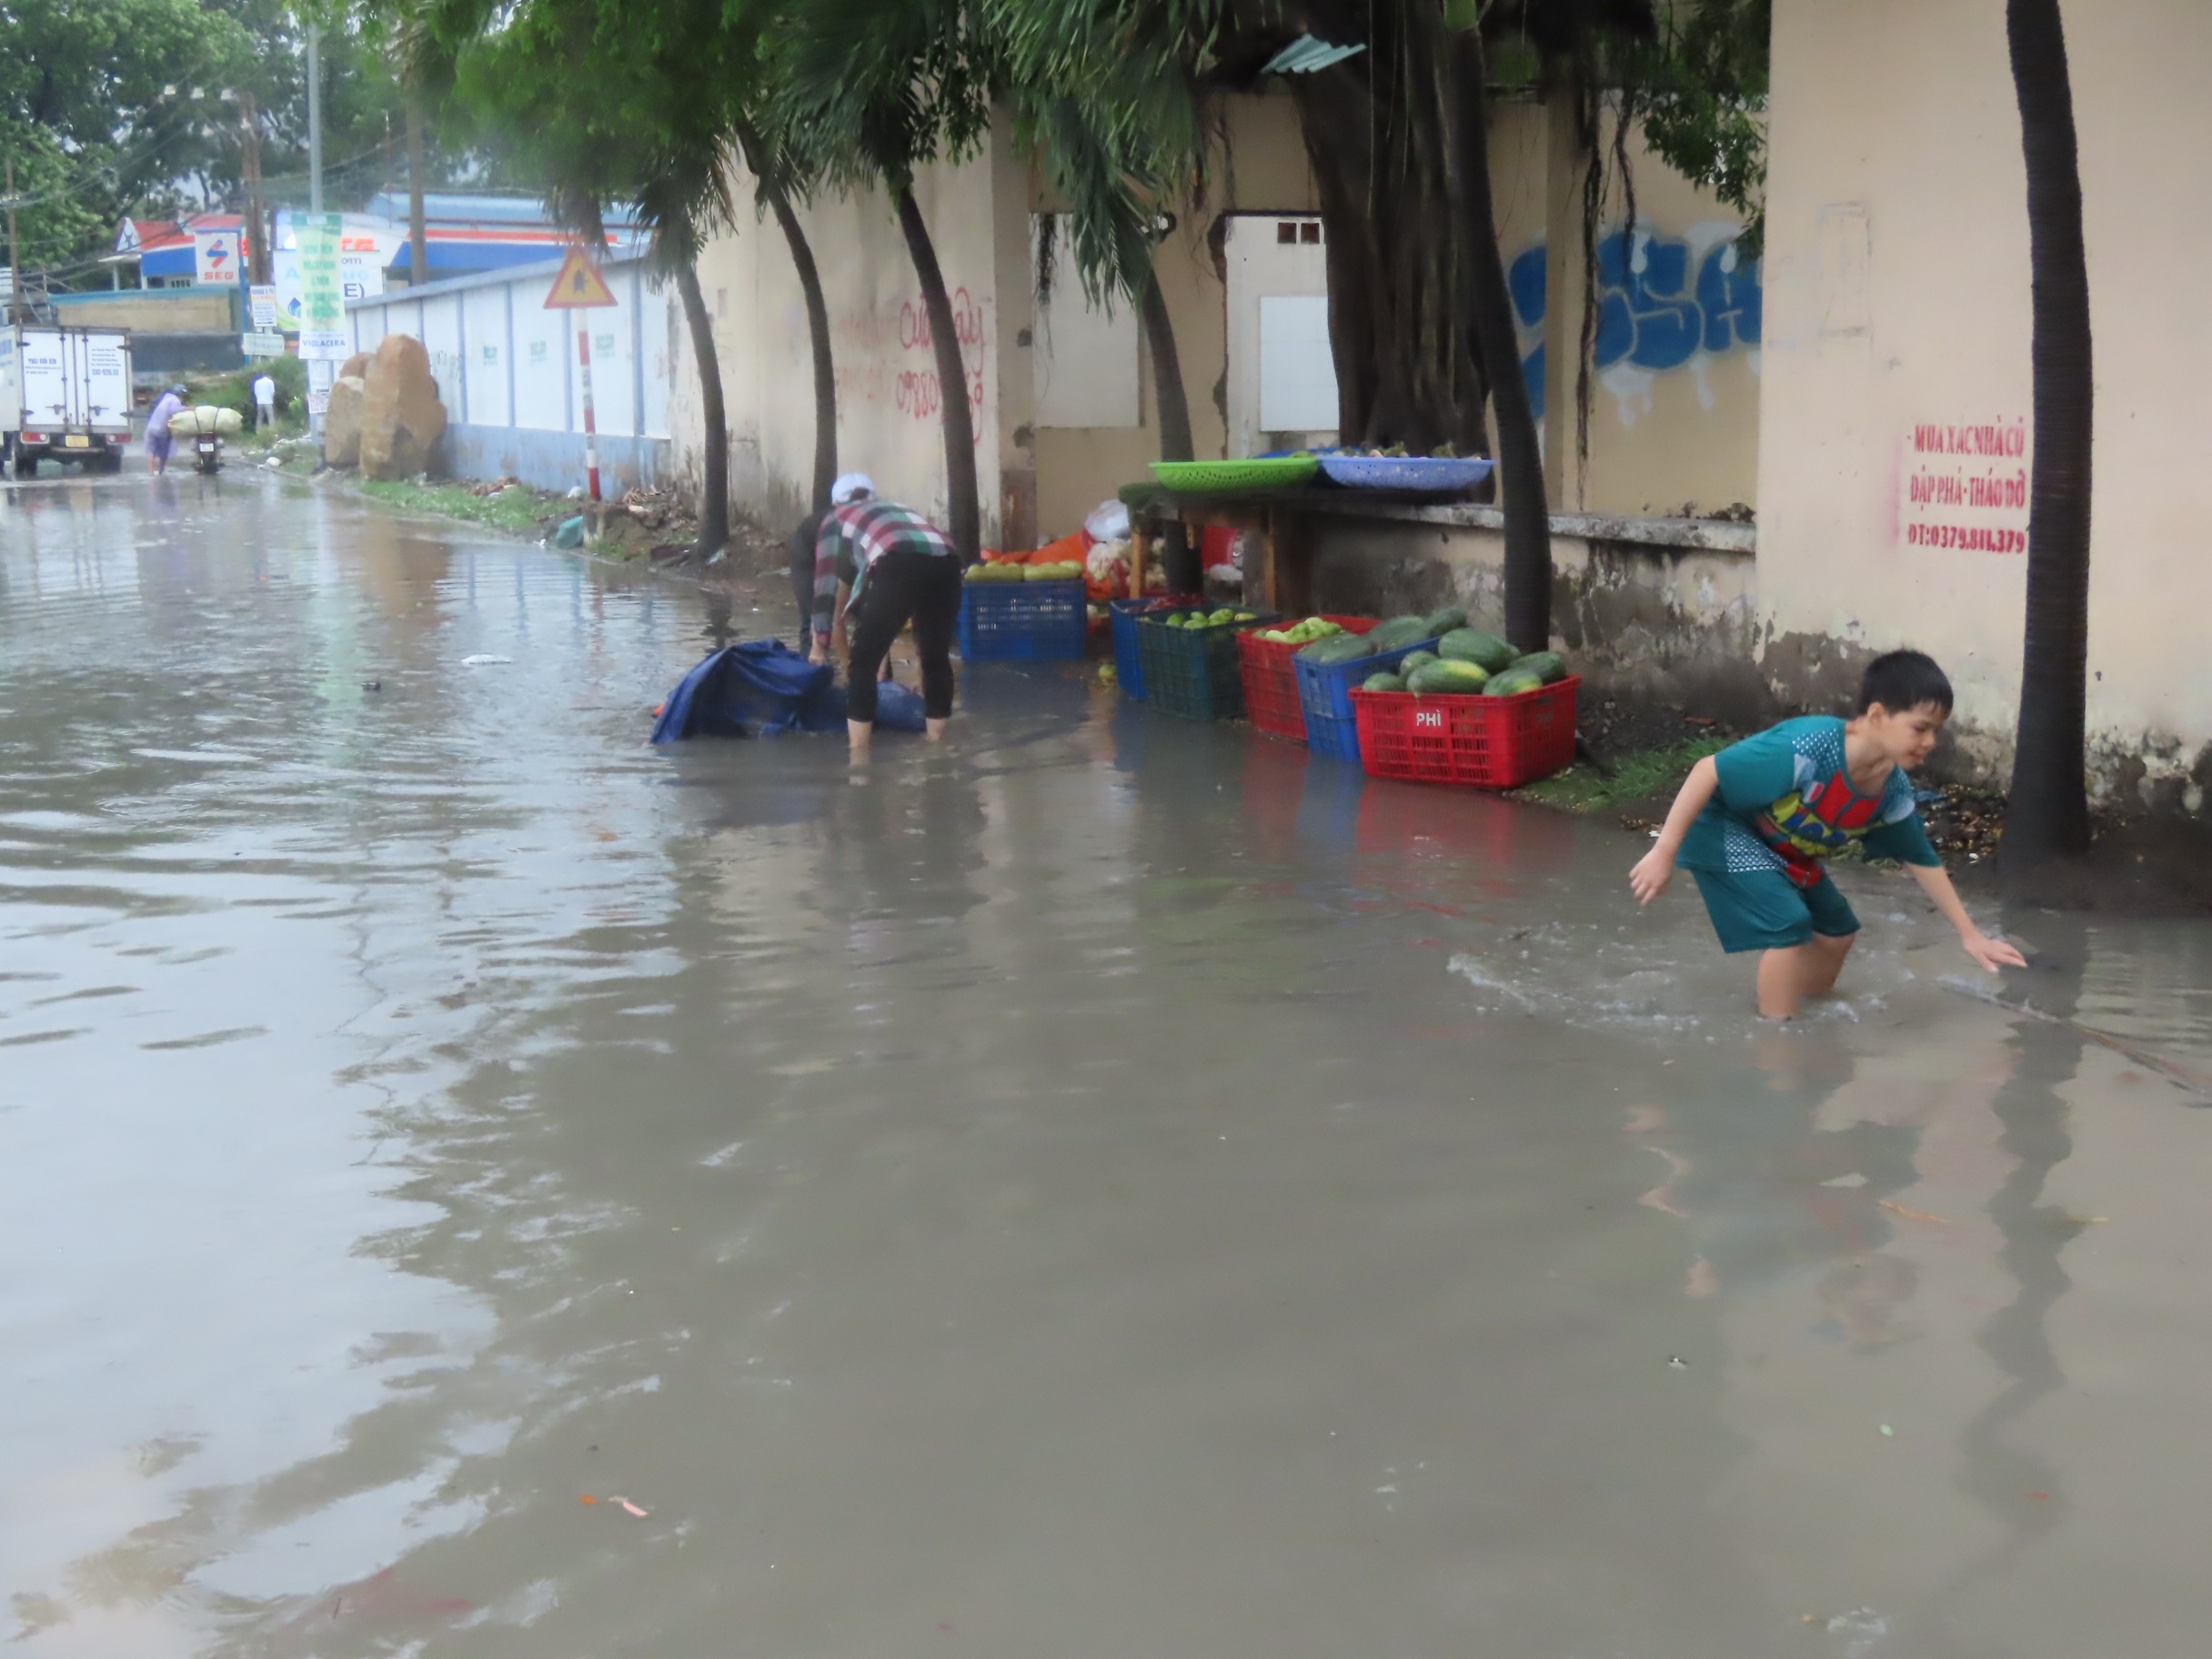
[1678,716,1938,883]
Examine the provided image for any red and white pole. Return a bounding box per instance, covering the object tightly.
[577,324,601,503]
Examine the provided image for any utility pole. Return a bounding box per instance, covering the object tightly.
[406,95,428,287]
[307,26,324,215]
[306,23,327,441]
[240,91,269,286]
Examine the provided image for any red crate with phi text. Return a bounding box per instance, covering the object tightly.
[1349,678,1580,789]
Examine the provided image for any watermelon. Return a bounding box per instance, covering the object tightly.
[1366,614,1434,649]
[1406,659,1491,695]
[1297,634,1377,666]
[1482,668,1545,698]
[1437,628,1518,673]
[1399,649,1440,674]
[1509,650,1566,684]
[1361,671,1408,693]
[1420,606,1468,636]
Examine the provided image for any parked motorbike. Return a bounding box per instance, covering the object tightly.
[172,405,241,476]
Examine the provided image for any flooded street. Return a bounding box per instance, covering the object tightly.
[7,470,2212,1658]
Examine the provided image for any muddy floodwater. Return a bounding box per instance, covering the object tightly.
[5,472,2212,1657]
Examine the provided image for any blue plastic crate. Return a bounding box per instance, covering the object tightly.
[1110,598,1171,699]
[1295,635,1441,760]
[960,578,1088,662]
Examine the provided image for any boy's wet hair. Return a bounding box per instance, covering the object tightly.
[1859,649,1954,715]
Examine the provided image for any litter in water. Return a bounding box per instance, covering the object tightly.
[461,654,513,666]
[1877,1199,1950,1225]
[1825,1607,1889,1657]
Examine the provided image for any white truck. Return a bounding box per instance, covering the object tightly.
[5,325,136,476]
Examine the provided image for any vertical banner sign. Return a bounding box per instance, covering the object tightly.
[544,244,619,504]
[297,215,349,361]
[249,284,278,331]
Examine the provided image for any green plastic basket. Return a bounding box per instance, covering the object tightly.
[1149,456,1320,492]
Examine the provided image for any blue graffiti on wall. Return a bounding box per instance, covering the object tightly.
[1507,228,1762,420]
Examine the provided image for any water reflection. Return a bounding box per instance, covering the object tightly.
[5,480,2212,1657]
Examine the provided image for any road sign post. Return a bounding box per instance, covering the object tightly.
[544,244,618,509]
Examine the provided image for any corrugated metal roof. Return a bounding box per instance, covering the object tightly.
[1261,35,1366,75]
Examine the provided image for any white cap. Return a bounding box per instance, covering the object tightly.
[830,472,875,506]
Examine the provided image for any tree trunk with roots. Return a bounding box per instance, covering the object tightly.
[1139,268,1199,590]
[766,187,839,512]
[1277,0,1558,645]
[893,184,980,559]
[2002,0,2094,871]
[673,260,729,558]
[1453,27,1552,651]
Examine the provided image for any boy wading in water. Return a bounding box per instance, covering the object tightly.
[1629,650,2026,1018]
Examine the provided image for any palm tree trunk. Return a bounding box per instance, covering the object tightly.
[406,96,429,288]
[673,260,729,558]
[2002,0,2094,871]
[766,186,838,512]
[1139,270,1198,591]
[892,184,980,560]
[1454,29,1551,651]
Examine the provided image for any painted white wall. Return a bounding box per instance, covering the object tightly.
[1031,215,1141,429]
[461,286,510,428]
[419,295,464,421]
[511,298,568,433]
[1758,0,2212,798]
[675,148,1007,536]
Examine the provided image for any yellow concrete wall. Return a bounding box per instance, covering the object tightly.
[671,146,1006,542]
[1027,89,1318,540]
[1757,0,2212,801]
[1503,100,1764,519]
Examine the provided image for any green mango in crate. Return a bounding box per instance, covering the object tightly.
[1362,671,1408,692]
[1399,649,1439,674]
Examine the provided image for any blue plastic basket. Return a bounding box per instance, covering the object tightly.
[960,578,1089,662]
[1295,635,1442,760]
[1317,455,1496,493]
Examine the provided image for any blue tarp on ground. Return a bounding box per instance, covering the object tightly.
[649,641,926,743]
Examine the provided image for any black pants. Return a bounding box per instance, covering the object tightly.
[847,549,961,723]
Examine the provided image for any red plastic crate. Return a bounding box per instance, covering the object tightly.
[1350,677,1581,789]
[1233,616,1379,742]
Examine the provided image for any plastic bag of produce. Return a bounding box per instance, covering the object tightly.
[1083,498,1131,543]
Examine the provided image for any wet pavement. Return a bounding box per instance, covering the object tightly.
[5,468,2212,1658]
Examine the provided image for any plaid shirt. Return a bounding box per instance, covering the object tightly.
[812,500,956,641]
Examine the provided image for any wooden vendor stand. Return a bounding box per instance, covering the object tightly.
[1121,487,1317,618]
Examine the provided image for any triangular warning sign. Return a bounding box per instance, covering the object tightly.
[545,244,618,309]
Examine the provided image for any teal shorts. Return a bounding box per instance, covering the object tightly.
[1690,866,1861,954]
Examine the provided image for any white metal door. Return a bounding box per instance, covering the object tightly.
[17,328,69,429]
[0,330,19,435]
[79,331,133,433]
